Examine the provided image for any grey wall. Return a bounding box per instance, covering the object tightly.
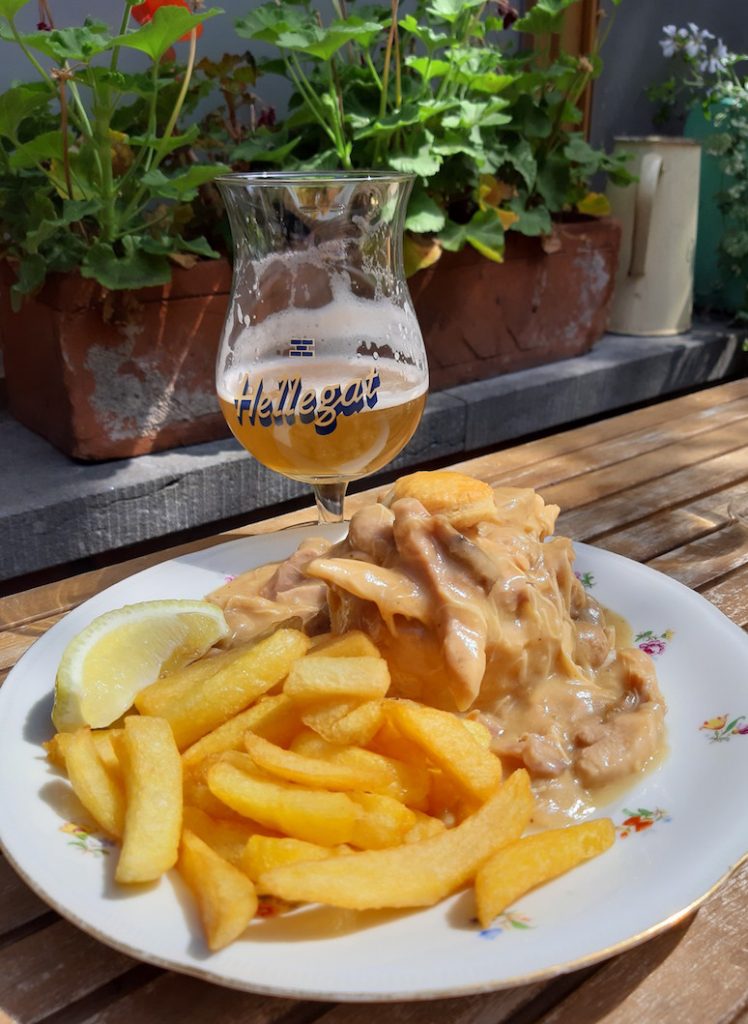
[4,1,748,154]
[590,0,748,150]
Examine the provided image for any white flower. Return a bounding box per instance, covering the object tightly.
[684,23,716,58]
[700,38,730,74]
[660,25,680,58]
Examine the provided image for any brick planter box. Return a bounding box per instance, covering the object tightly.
[409,217,622,390]
[0,260,232,460]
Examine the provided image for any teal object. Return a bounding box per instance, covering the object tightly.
[684,103,745,313]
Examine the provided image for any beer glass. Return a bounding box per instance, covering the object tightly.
[215,171,428,522]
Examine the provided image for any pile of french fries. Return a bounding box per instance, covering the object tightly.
[46,627,615,951]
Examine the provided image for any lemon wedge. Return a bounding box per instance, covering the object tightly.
[52,599,230,731]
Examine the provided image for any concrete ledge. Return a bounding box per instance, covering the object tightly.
[1,321,744,582]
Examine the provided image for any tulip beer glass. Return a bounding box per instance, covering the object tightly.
[215,171,428,521]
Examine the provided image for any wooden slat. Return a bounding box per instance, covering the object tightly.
[493,398,748,494]
[311,981,547,1024]
[647,523,748,591]
[0,613,65,674]
[79,972,312,1024]
[0,856,48,938]
[536,862,748,1024]
[557,446,748,540]
[541,420,748,512]
[593,482,748,564]
[453,379,748,488]
[700,565,748,628]
[0,920,135,1022]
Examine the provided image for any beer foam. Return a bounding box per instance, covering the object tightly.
[221,283,427,402]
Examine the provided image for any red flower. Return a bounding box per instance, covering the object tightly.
[639,639,666,657]
[131,0,203,41]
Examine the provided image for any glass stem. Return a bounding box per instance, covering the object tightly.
[313,482,348,523]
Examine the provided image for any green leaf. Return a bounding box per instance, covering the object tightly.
[404,56,451,82]
[438,219,467,252]
[129,125,200,158]
[231,134,300,164]
[177,235,221,259]
[0,0,30,18]
[466,72,516,95]
[353,102,423,141]
[141,163,230,200]
[398,14,446,49]
[10,253,45,306]
[8,130,62,170]
[388,141,441,177]
[114,7,221,62]
[278,18,382,61]
[536,156,571,210]
[405,187,446,233]
[465,208,505,262]
[0,83,50,142]
[426,0,484,23]
[513,0,580,35]
[32,21,112,61]
[81,241,171,291]
[508,199,552,236]
[504,140,537,190]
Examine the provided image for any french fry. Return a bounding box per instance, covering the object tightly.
[183,766,247,822]
[135,643,258,715]
[181,695,301,773]
[461,718,493,749]
[62,728,125,838]
[300,699,384,747]
[207,755,360,846]
[349,792,416,850]
[284,655,390,704]
[182,806,271,867]
[116,716,182,884]
[178,829,258,951]
[258,769,534,910]
[242,835,348,882]
[243,732,392,792]
[290,733,430,809]
[307,631,381,659]
[386,700,502,804]
[135,629,311,750]
[474,818,616,928]
[403,810,448,843]
[45,727,123,779]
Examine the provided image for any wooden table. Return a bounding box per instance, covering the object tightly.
[1,379,747,1024]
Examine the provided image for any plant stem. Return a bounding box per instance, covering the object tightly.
[156,28,198,163]
[364,50,382,91]
[110,2,132,74]
[8,16,53,86]
[379,7,397,120]
[286,54,338,148]
[57,77,74,199]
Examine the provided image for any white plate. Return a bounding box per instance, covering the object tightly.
[1,526,747,1002]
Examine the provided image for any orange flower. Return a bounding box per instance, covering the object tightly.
[131,0,203,41]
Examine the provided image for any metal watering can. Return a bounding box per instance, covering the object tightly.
[606,136,701,336]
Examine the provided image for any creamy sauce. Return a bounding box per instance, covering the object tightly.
[208,479,668,824]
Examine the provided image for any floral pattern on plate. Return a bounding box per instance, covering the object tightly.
[60,822,115,856]
[634,629,674,657]
[473,911,533,939]
[699,714,748,742]
[575,571,596,589]
[617,808,671,839]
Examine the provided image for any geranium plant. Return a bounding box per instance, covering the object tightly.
[649,23,748,318]
[0,0,229,306]
[234,0,631,272]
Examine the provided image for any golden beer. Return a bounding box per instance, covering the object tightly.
[218,360,426,483]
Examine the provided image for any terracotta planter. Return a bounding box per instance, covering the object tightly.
[409,217,622,391]
[0,260,233,460]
